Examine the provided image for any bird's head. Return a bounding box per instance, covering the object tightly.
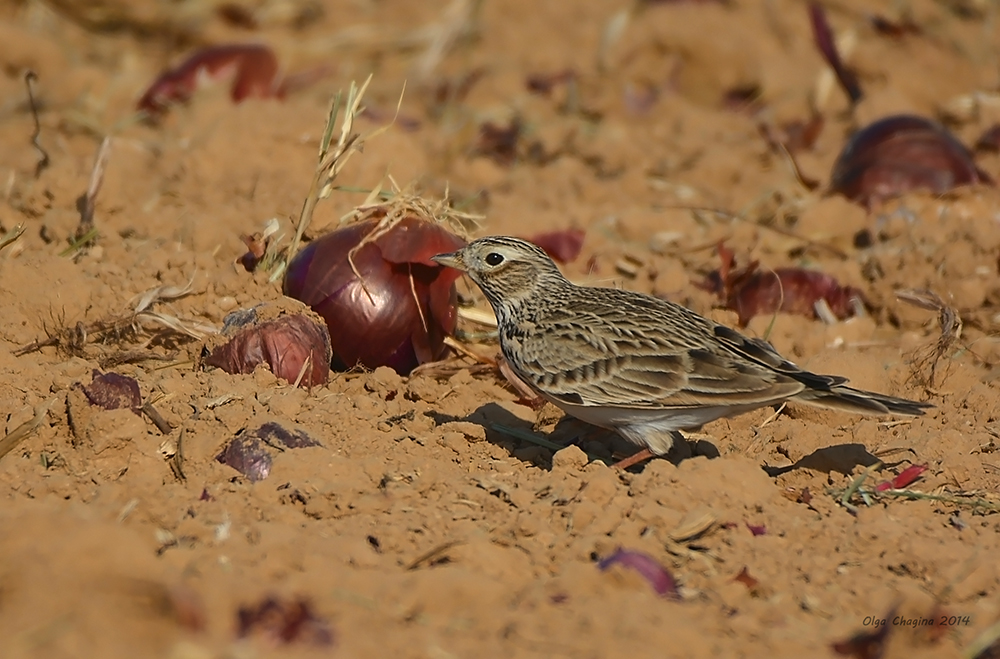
[432,236,568,310]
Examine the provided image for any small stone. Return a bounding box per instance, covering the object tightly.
[552,444,588,472]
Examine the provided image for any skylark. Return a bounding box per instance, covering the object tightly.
[432,237,931,469]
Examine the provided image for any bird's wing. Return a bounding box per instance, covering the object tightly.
[513,307,806,410]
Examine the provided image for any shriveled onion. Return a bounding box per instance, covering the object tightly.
[830,114,991,207]
[283,215,465,375]
[203,302,332,387]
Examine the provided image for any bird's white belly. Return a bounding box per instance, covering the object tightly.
[541,394,762,454]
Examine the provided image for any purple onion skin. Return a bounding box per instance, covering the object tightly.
[83,370,142,412]
[598,548,681,600]
[216,436,272,482]
[830,115,992,208]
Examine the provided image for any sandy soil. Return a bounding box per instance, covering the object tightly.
[2,0,1000,657]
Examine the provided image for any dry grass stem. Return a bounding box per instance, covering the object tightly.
[15,278,214,356]
[1,224,25,254]
[412,0,482,81]
[141,402,173,435]
[283,75,375,274]
[898,289,963,388]
[306,0,481,71]
[0,395,62,462]
[457,306,498,328]
[442,336,495,365]
[665,204,849,260]
[76,136,112,243]
[24,71,49,178]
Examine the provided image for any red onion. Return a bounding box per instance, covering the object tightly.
[283,215,466,375]
[204,304,332,387]
[830,115,991,207]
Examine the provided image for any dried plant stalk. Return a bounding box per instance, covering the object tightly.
[0,224,25,253]
[897,289,962,388]
[76,136,112,242]
[276,75,382,281]
[24,71,49,178]
[0,395,62,463]
[15,278,213,357]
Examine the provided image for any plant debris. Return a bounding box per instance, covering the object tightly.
[874,464,928,492]
[809,1,862,104]
[24,71,49,178]
[15,278,213,357]
[699,243,865,326]
[897,288,962,388]
[733,566,760,592]
[470,118,524,166]
[216,435,272,482]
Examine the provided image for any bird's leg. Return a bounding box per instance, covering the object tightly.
[611,448,656,470]
[497,353,541,403]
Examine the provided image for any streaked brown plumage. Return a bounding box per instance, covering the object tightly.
[433,237,931,467]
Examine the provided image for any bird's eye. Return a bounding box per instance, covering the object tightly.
[485,252,504,266]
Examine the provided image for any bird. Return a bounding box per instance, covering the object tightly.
[432,236,931,470]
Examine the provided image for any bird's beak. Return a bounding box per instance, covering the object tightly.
[431,249,467,271]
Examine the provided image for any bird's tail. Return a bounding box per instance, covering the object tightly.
[793,385,932,417]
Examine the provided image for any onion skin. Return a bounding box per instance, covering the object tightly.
[830,115,992,207]
[215,423,321,482]
[82,370,142,412]
[598,548,680,600]
[283,216,465,375]
[526,229,585,264]
[700,244,865,327]
[137,44,282,115]
[216,436,272,482]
